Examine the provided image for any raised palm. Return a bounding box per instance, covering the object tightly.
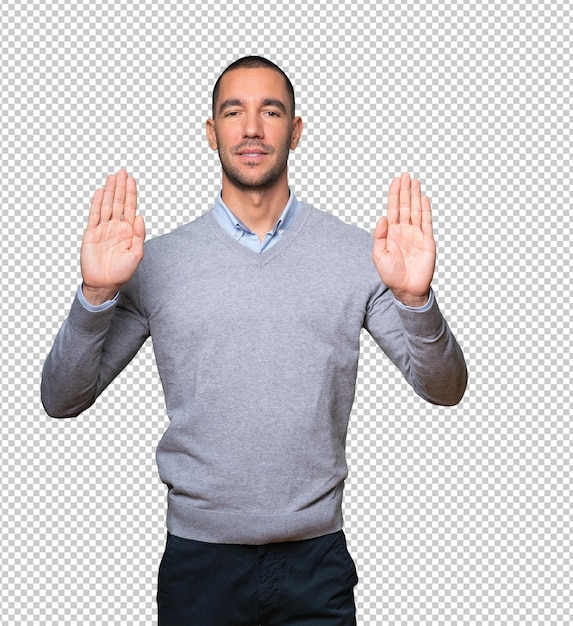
[81,170,145,305]
[373,173,436,307]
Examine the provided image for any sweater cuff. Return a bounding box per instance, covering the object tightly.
[67,288,118,335]
[77,284,119,312]
[393,289,446,338]
[392,289,435,313]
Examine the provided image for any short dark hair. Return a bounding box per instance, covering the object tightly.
[212,56,296,117]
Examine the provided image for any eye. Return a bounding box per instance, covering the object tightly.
[264,110,280,117]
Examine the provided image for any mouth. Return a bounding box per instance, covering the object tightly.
[236,151,269,165]
[235,144,272,159]
[237,150,268,158]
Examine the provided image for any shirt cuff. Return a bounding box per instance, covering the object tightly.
[77,284,119,312]
[392,289,435,313]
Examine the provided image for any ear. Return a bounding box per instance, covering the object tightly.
[206,119,218,150]
[290,117,303,150]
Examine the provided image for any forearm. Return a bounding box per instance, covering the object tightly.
[394,296,467,406]
[41,295,117,417]
[41,288,149,417]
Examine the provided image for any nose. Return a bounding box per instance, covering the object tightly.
[243,110,263,138]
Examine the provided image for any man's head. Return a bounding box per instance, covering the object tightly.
[206,56,303,195]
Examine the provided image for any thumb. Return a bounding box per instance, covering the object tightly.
[374,216,388,242]
[132,214,146,254]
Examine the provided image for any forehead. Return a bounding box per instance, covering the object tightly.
[216,67,290,108]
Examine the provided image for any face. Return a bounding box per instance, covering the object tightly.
[206,68,303,193]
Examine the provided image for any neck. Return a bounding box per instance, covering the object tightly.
[220,177,290,241]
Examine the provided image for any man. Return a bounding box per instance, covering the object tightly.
[42,56,467,625]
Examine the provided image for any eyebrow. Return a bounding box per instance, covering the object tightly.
[218,98,288,116]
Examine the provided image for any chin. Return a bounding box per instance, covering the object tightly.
[223,165,287,192]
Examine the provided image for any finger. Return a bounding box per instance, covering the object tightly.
[122,175,137,224]
[373,216,389,262]
[112,170,127,220]
[374,215,388,242]
[132,214,146,254]
[87,188,104,228]
[410,178,422,227]
[386,177,401,226]
[399,172,411,224]
[101,174,116,221]
[421,195,434,237]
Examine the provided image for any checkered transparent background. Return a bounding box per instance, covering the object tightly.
[1,0,571,623]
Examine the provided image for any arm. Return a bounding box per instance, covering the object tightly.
[368,173,467,405]
[365,286,467,406]
[41,286,150,417]
[41,170,148,417]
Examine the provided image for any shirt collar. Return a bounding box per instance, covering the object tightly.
[212,189,300,238]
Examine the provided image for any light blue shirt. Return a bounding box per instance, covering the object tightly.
[77,190,434,313]
[212,189,300,254]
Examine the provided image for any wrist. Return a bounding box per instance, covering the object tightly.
[81,284,118,306]
[392,291,430,308]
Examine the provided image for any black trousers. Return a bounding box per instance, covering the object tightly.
[157,530,358,625]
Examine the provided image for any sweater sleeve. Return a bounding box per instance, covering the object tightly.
[364,284,467,406]
[41,272,150,418]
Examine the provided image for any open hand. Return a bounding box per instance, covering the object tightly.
[80,170,145,305]
[373,173,436,307]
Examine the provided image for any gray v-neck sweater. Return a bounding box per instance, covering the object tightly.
[42,202,467,544]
